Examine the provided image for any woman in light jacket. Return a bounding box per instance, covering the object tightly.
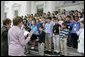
[76,21,84,56]
[8,16,32,56]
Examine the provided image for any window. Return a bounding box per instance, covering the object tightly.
[37,9,43,15]
[37,5,43,15]
[65,1,76,4]
[72,1,76,3]
[14,10,18,17]
[64,1,72,4]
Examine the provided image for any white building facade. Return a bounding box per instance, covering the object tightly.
[4,1,84,20]
[1,1,5,27]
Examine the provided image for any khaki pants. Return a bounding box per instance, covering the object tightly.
[38,43,44,56]
[45,33,52,51]
[60,38,67,56]
[24,44,29,54]
[53,35,60,52]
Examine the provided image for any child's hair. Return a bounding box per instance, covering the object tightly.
[75,10,78,12]
[13,16,23,26]
[81,21,84,24]
[66,15,71,19]
[53,17,56,19]
[25,26,28,30]
[3,18,11,25]
[54,17,59,21]
[46,17,52,20]
[62,23,67,26]
[39,25,44,29]
[74,16,79,21]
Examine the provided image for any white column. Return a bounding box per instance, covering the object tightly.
[1,1,5,27]
[31,1,36,15]
[44,1,47,13]
[6,1,14,20]
[20,1,27,16]
[47,1,56,13]
[26,1,31,14]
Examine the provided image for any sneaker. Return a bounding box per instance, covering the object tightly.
[54,52,60,55]
[31,47,34,50]
[54,50,60,53]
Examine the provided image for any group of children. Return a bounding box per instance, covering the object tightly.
[20,9,84,56]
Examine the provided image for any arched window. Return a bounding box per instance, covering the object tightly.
[12,3,21,17]
[64,1,76,4]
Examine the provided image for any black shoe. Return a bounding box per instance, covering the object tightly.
[68,44,72,47]
[45,51,52,54]
[44,50,48,52]
[53,52,57,53]
[30,48,35,50]
[60,55,65,56]
[69,45,72,47]
[53,52,60,55]
[44,51,49,54]
[73,47,77,49]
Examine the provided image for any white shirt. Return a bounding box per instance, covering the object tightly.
[76,28,84,53]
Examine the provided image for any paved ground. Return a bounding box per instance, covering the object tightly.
[25,42,81,56]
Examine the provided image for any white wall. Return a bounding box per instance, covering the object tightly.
[1,1,5,27]
[59,4,84,11]
[5,1,28,20]
[5,1,84,21]
[26,1,31,14]
[55,1,84,11]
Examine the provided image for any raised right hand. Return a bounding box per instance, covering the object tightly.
[28,31,33,38]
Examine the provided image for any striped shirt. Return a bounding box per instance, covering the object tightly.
[59,28,69,39]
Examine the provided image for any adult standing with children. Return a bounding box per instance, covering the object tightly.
[8,16,32,56]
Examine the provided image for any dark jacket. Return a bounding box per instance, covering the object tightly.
[53,24,60,35]
[1,25,8,56]
[38,31,45,43]
[65,21,71,31]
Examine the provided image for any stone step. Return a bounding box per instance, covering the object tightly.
[27,50,81,56]
[29,50,60,56]
[26,47,81,56]
[26,42,81,56]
